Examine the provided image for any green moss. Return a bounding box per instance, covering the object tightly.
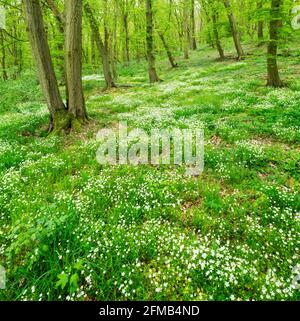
[51,110,71,135]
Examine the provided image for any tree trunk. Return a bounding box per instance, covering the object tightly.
[123,13,130,65]
[190,0,197,50]
[159,32,178,68]
[0,28,8,81]
[46,0,65,26]
[257,1,264,40]
[18,41,23,73]
[212,14,225,61]
[112,8,118,81]
[202,5,214,49]
[12,25,18,80]
[183,5,189,59]
[91,33,96,72]
[223,0,245,59]
[45,0,66,85]
[267,0,283,87]
[84,2,116,89]
[146,0,160,83]
[23,0,67,132]
[64,0,87,124]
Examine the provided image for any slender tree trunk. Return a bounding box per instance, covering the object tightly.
[23,0,67,132]
[239,0,245,39]
[146,0,160,83]
[103,0,115,83]
[12,25,18,80]
[202,5,214,49]
[190,0,197,50]
[223,0,245,59]
[0,29,8,81]
[267,0,283,87]
[134,15,142,63]
[257,1,264,40]
[212,14,225,61]
[91,33,96,72]
[65,0,87,123]
[18,40,23,73]
[112,7,118,81]
[46,0,65,25]
[58,40,66,86]
[123,13,130,65]
[159,32,178,68]
[183,5,189,59]
[45,0,66,85]
[258,21,264,41]
[84,2,116,89]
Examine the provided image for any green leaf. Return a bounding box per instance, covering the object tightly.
[69,273,79,293]
[56,273,69,290]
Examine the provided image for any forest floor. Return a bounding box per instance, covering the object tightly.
[0,43,299,301]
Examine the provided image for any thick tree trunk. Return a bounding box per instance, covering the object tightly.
[146,0,160,83]
[84,2,116,89]
[159,32,178,68]
[223,0,245,59]
[65,0,87,124]
[190,0,197,50]
[267,0,283,87]
[212,14,225,61]
[0,29,8,81]
[23,0,67,131]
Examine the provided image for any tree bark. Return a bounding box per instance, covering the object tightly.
[202,4,214,49]
[267,0,283,87]
[45,0,65,27]
[112,7,118,80]
[23,0,67,131]
[257,1,264,40]
[84,2,116,89]
[91,33,96,72]
[123,13,130,65]
[159,32,178,68]
[212,14,225,61]
[183,5,189,59]
[45,0,66,85]
[12,25,18,80]
[223,0,245,59]
[146,0,160,83]
[190,0,197,50]
[64,0,87,124]
[0,28,8,81]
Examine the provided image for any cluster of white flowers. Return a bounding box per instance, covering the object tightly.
[235,140,266,166]
[272,122,300,143]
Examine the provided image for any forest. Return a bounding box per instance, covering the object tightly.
[0,0,299,302]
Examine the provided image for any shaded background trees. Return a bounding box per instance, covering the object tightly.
[0,0,299,95]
